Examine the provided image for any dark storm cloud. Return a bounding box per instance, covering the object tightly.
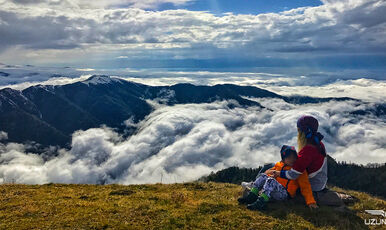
[0,11,86,50]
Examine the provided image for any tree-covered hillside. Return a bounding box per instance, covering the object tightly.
[199,156,386,199]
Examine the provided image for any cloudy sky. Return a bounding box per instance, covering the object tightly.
[0,0,385,72]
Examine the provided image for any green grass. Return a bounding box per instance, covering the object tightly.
[0,182,385,229]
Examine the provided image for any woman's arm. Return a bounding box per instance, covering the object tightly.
[274,148,313,180]
[264,167,276,176]
[272,168,302,179]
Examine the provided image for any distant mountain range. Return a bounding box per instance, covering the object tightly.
[0,75,382,148]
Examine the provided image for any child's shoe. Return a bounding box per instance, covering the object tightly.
[238,192,258,204]
[237,187,259,204]
[246,193,269,211]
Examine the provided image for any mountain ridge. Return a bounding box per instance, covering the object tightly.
[0,75,368,148]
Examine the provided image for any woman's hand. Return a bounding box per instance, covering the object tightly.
[308,203,319,210]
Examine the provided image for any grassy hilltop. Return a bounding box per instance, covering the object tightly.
[0,182,385,230]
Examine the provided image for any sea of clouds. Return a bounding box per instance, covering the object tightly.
[0,86,385,184]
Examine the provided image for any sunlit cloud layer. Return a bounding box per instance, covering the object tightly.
[0,98,385,184]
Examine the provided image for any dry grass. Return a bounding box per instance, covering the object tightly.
[0,182,385,229]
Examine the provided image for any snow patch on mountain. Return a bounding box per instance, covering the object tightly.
[82,75,123,85]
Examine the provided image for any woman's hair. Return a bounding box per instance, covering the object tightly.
[297,128,326,156]
[297,129,308,151]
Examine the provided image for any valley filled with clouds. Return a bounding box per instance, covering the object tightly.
[0,73,385,184]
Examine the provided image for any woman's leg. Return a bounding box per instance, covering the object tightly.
[313,188,344,206]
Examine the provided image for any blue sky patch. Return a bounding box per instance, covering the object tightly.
[158,0,323,15]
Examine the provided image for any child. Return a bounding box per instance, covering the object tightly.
[238,145,317,210]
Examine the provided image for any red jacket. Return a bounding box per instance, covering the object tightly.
[292,142,326,177]
[281,142,328,192]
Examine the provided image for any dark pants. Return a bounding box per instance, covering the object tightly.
[312,188,345,206]
[290,188,346,206]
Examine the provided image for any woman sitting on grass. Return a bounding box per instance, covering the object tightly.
[272,115,344,207]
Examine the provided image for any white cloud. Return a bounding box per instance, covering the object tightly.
[0,98,385,184]
[263,79,386,103]
[0,0,384,65]
[7,0,193,9]
[0,131,7,140]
